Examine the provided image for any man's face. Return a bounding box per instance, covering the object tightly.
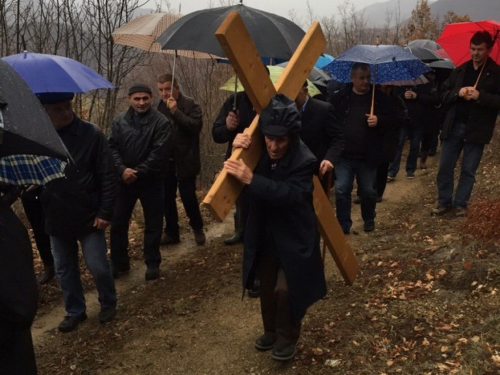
[295,86,308,107]
[129,92,152,114]
[265,135,290,160]
[43,101,74,129]
[470,42,491,66]
[157,81,179,101]
[351,68,371,94]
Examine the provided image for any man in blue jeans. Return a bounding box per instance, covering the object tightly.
[38,92,118,333]
[432,31,500,217]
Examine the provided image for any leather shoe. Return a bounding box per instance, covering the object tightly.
[145,267,160,281]
[161,233,180,246]
[272,343,297,361]
[98,305,117,324]
[247,279,260,298]
[194,229,206,245]
[37,266,55,285]
[58,313,87,333]
[224,232,242,245]
[111,262,130,279]
[255,333,277,351]
[431,206,451,216]
[364,222,375,232]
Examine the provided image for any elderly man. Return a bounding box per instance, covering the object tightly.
[109,83,172,280]
[225,94,327,362]
[432,31,500,217]
[38,92,117,332]
[154,74,206,246]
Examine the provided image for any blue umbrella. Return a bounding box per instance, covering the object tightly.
[2,52,115,94]
[315,54,334,68]
[323,45,430,84]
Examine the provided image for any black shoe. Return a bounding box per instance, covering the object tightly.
[111,262,130,279]
[247,279,260,298]
[58,313,87,333]
[37,266,55,285]
[353,196,361,204]
[431,206,451,216]
[161,234,180,246]
[194,229,206,245]
[376,196,382,203]
[364,222,375,232]
[271,343,297,361]
[255,333,277,351]
[98,305,117,324]
[145,267,160,281]
[224,232,242,245]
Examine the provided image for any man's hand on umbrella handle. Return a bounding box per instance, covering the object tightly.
[93,217,110,230]
[366,114,378,127]
[404,89,417,100]
[166,96,178,113]
[224,159,253,185]
[232,132,251,151]
[319,160,333,177]
[122,168,138,184]
[226,111,239,131]
[467,87,479,100]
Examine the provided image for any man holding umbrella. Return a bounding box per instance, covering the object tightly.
[432,31,500,217]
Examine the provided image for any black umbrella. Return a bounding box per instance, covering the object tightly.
[277,61,331,88]
[157,3,305,60]
[408,39,442,50]
[428,59,455,70]
[0,59,69,161]
[404,46,442,63]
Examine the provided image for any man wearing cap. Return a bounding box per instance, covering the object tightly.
[109,83,172,281]
[224,94,327,362]
[38,92,117,333]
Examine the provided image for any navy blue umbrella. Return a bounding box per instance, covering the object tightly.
[2,52,115,94]
[323,45,431,84]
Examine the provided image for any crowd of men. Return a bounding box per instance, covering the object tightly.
[2,30,500,373]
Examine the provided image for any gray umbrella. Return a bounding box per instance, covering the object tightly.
[408,39,442,50]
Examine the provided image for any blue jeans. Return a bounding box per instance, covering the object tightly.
[437,121,484,209]
[335,158,377,233]
[388,121,422,177]
[51,230,117,317]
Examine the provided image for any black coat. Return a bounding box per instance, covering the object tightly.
[212,92,256,160]
[0,201,38,374]
[42,116,117,237]
[242,138,327,323]
[154,93,203,178]
[441,58,500,144]
[300,97,344,167]
[109,107,172,183]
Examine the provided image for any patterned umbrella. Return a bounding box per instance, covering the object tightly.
[0,154,66,186]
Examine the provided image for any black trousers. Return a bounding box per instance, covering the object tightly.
[21,189,54,268]
[110,181,164,268]
[164,168,203,239]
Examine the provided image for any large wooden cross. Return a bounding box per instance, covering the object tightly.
[202,12,359,285]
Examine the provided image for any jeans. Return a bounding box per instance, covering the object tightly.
[110,180,164,268]
[437,121,484,209]
[335,158,377,233]
[388,121,422,177]
[51,230,117,317]
[164,169,203,239]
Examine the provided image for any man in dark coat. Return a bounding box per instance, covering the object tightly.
[154,74,205,246]
[432,31,500,217]
[224,94,327,362]
[109,83,172,280]
[39,92,118,333]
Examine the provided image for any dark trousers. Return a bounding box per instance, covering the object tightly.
[376,162,389,198]
[258,251,301,351]
[21,189,54,268]
[0,328,37,375]
[164,169,203,239]
[110,181,164,268]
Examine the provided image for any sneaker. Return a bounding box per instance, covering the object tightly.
[37,266,55,285]
[363,222,375,232]
[387,175,395,182]
[98,305,117,324]
[58,313,87,333]
[430,206,451,216]
[271,343,297,361]
[145,267,160,281]
[223,232,242,245]
[194,229,206,245]
[161,233,180,246]
[110,262,130,279]
[455,207,467,217]
[406,172,415,179]
[420,162,428,170]
[255,333,277,351]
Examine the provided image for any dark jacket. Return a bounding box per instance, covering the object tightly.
[300,96,344,167]
[440,58,500,144]
[242,138,327,323]
[397,82,440,125]
[330,84,399,167]
[212,92,256,160]
[153,93,203,178]
[42,116,117,237]
[109,107,172,183]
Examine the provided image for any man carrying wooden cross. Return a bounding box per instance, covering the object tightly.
[225,94,327,362]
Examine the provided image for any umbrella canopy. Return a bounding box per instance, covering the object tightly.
[408,39,442,50]
[112,12,216,58]
[315,54,334,68]
[437,20,500,66]
[404,46,442,62]
[428,59,455,70]
[157,4,305,60]
[220,65,322,98]
[322,44,431,84]
[276,61,331,88]
[0,155,66,186]
[2,52,115,94]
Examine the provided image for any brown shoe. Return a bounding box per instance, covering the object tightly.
[431,206,451,216]
[194,229,206,245]
[455,207,467,217]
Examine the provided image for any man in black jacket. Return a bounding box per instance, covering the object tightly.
[39,92,117,333]
[154,74,205,246]
[432,31,500,217]
[109,83,172,280]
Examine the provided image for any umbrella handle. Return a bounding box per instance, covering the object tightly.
[370,65,377,116]
[473,62,486,90]
[171,51,178,98]
[233,75,238,111]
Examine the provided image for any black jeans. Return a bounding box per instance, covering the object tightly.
[110,180,164,268]
[164,168,203,239]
